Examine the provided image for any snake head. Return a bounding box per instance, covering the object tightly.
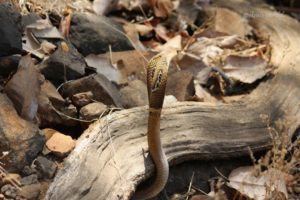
[147,54,169,109]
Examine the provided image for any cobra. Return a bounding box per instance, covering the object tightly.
[134,52,173,200]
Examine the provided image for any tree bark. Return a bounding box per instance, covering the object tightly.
[45,1,300,200]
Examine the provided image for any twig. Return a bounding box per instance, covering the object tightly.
[185,172,195,200]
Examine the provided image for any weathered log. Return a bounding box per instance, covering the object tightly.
[45,2,300,200]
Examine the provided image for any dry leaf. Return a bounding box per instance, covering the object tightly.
[134,24,153,36]
[22,29,45,59]
[154,24,170,41]
[228,166,288,200]
[187,37,224,66]
[154,35,182,52]
[40,40,56,54]
[149,0,174,17]
[223,55,270,84]
[27,18,64,39]
[23,17,63,58]
[85,54,124,84]
[4,55,40,121]
[208,7,252,37]
[93,0,118,15]
[123,23,147,51]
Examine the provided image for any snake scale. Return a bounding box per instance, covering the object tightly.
[134,52,172,200]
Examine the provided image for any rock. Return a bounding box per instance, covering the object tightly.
[45,131,76,158]
[0,55,20,77]
[21,166,37,177]
[40,80,65,107]
[0,3,22,56]
[4,55,41,121]
[42,128,57,141]
[69,13,134,56]
[166,70,195,101]
[80,102,107,121]
[22,13,41,28]
[18,183,41,200]
[37,80,78,127]
[33,156,57,179]
[0,94,44,171]
[39,41,86,85]
[61,74,122,107]
[120,80,147,108]
[1,184,17,199]
[164,95,177,105]
[20,174,38,186]
[72,91,93,107]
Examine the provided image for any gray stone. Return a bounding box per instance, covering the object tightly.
[1,184,17,199]
[39,41,86,85]
[61,74,122,107]
[21,174,38,186]
[22,166,37,176]
[72,91,93,107]
[34,156,57,179]
[80,102,107,121]
[0,94,44,171]
[37,80,78,127]
[120,80,148,108]
[0,3,22,56]
[69,13,134,56]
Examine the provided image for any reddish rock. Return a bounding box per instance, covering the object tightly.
[45,131,76,157]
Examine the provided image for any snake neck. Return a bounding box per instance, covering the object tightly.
[134,110,169,200]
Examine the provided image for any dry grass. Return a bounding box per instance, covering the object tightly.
[253,117,300,199]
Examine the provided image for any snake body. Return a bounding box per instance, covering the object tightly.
[134,53,170,200]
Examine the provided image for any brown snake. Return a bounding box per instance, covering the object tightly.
[134,52,172,200]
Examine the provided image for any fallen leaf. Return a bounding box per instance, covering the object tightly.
[149,0,174,17]
[4,55,41,121]
[134,23,153,36]
[187,37,224,66]
[228,166,288,200]
[23,16,63,58]
[123,23,147,51]
[22,29,45,59]
[93,0,118,15]
[118,0,149,11]
[155,35,182,52]
[85,54,124,84]
[40,40,56,54]
[208,7,252,37]
[154,23,170,41]
[222,55,270,84]
[27,18,64,39]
